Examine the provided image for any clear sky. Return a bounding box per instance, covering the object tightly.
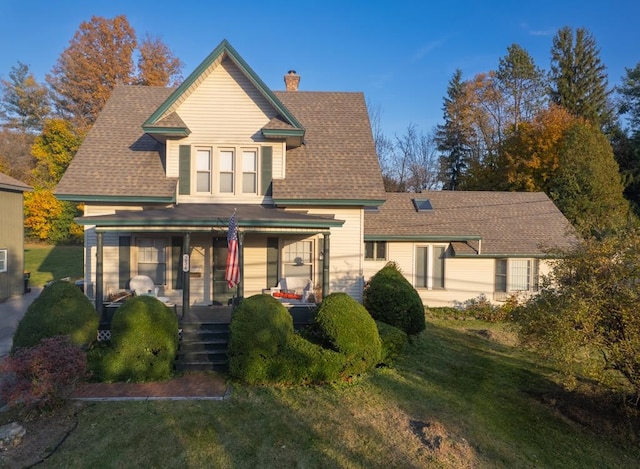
[1,0,639,136]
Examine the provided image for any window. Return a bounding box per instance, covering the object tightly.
[196,149,211,192]
[137,238,166,284]
[364,241,386,261]
[219,149,234,193]
[415,245,446,289]
[284,241,313,279]
[242,149,257,193]
[0,249,6,273]
[495,259,539,292]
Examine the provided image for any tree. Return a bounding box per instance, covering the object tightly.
[367,100,396,190]
[619,61,640,135]
[136,33,183,86]
[435,69,472,190]
[548,121,629,236]
[502,105,575,192]
[496,43,547,131]
[31,118,81,188]
[516,228,640,404]
[46,15,137,132]
[0,128,35,183]
[0,62,50,133]
[549,26,612,128]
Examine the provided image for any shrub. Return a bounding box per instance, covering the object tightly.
[376,321,408,364]
[0,336,88,410]
[228,294,294,384]
[12,280,99,352]
[363,262,426,335]
[272,334,345,384]
[312,292,382,377]
[93,296,178,382]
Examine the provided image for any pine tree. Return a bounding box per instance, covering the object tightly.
[435,69,471,190]
[549,26,612,128]
[0,62,50,133]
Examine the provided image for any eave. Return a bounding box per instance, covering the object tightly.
[141,126,191,138]
[364,235,482,242]
[56,194,176,203]
[274,198,386,207]
[261,128,305,147]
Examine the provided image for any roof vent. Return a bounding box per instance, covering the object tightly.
[412,198,433,212]
[284,70,300,91]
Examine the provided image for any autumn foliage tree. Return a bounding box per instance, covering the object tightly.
[136,33,184,86]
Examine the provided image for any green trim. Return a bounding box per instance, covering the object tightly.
[454,253,553,259]
[56,194,176,203]
[274,198,385,207]
[78,218,344,228]
[261,129,305,138]
[142,126,190,137]
[364,235,482,242]
[142,39,304,134]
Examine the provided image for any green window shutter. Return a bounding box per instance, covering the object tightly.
[171,236,184,289]
[261,146,273,196]
[179,145,191,195]
[119,236,131,290]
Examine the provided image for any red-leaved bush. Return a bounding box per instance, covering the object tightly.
[0,335,88,410]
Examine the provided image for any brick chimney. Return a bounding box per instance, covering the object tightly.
[284,70,300,91]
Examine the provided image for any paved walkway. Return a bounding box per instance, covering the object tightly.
[73,372,230,401]
[0,287,43,358]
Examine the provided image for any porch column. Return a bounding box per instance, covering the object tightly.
[95,231,104,316]
[322,232,330,300]
[236,231,244,304]
[182,232,190,320]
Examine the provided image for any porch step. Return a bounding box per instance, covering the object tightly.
[176,322,230,372]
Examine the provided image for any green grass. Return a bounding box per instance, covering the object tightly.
[9,319,640,468]
[24,243,83,287]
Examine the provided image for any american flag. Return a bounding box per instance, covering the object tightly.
[225,211,240,288]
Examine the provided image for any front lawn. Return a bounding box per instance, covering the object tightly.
[24,243,83,287]
[3,319,639,468]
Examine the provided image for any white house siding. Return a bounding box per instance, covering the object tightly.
[305,207,364,301]
[165,57,287,204]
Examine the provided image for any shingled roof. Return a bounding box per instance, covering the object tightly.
[364,191,577,256]
[55,87,385,204]
[55,86,178,201]
[273,91,386,204]
[0,172,31,192]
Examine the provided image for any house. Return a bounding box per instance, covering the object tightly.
[364,191,576,307]
[55,39,575,317]
[55,40,385,318]
[0,172,31,301]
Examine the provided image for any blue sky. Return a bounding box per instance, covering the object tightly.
[1,0,639,136]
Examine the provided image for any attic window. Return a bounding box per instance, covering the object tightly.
[413,198,433,212]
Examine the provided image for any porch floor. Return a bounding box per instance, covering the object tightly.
[176,303,317,325]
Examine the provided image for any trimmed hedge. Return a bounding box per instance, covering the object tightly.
[376,321,408,364]
[363,262,426,335]
[12,280,99,352]
[93,296,178,382]
[312,292,382,377]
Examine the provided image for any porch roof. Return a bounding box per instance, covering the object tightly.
[76,203,344,231]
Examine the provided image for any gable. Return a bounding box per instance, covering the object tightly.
[176,57,277,141]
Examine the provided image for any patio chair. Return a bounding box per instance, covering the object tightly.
[129,275,159,297]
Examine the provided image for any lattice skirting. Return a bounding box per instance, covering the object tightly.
[97,329,183,342]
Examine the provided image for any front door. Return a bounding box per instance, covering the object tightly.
[213,237,234,305]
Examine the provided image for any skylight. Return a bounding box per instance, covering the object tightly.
[412,198,433,212]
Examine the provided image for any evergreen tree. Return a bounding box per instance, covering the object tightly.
[435,69,471,190]
[496,43,547,131]
[0,62,50,133]
[549,26,612,128]
[548,121,629,236]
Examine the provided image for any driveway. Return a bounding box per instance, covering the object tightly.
[0,287,42,358]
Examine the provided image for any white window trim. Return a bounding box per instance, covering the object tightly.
[0,249,7,273]
[495,258,540,293]
[364,241,387,261]
[192,145,262,196]
[414,244,447,290]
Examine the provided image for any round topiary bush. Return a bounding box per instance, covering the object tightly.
[228,294,294,384]
[363,262,426,335]
[95,296,178,382]
[312,292,382,377]
[376,320,408,364]
[12,280,99,352]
